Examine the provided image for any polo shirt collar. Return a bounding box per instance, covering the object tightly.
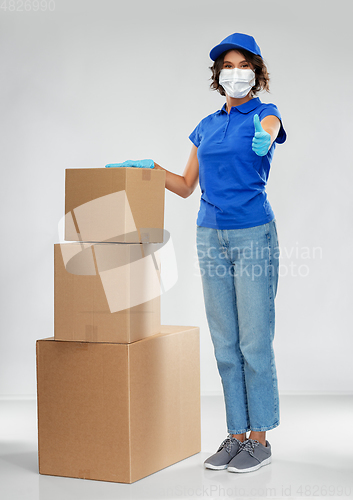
[220,97,261,114]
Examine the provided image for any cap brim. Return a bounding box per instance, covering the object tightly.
[209,43,259,61]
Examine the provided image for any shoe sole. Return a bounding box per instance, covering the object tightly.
[228,456,272,473]
[204,462,229,470]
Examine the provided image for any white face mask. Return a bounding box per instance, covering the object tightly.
[219,68,256,98]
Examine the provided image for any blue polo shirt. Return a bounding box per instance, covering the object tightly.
[189,97,287,229]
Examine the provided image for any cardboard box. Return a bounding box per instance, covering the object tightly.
[64,167,166,243]
[36,325,201,484]
[54,241,162,343]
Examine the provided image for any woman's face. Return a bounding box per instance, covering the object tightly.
[222,50,254,71]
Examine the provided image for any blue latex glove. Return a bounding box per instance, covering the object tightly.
[252,114,271,156]
[105,159,154,168]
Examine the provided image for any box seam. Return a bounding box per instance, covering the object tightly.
[36,341,41,473]
[127,344,132,482]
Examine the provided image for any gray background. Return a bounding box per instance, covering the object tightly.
[1,0,352,398]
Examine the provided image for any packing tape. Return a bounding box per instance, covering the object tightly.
[140,231,150,243]
[78,469,91,479]
[85,325,98,342]
[74,342,89,351]
[142,169,151,181]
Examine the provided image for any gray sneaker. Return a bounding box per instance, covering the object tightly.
[227,438,272,473]
[204,434,244,470]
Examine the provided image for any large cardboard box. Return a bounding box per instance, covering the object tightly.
[54,241,162,343]
[64,167,166,243]
[36,325,201,484]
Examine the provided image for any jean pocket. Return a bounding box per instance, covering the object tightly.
[272,219,280,247]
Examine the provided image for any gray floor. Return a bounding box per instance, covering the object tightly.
[1,395,352,499]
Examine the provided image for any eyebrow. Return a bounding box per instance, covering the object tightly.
[223,60,248,64]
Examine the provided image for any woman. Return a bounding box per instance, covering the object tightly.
[155,32,287,473]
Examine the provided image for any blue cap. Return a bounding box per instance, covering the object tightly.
[209,32,262,61]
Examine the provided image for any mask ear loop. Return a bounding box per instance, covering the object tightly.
[250,70,257,97]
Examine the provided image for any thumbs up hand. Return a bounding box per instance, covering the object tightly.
[252,114,272,156]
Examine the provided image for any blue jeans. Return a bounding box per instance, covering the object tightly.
[196,219,280,434]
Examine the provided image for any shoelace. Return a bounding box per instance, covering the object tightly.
[217,433,241,454]
[237,438,260,458]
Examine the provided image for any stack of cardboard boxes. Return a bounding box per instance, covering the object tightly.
[36,167,201,483]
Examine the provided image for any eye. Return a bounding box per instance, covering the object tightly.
[223,63,233,68]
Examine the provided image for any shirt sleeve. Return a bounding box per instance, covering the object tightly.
[259,103,287,144]
[189,120,202,147]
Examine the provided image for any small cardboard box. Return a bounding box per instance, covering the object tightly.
[36,325,201,484]
[54,242,162,343]
[64,167,166,243]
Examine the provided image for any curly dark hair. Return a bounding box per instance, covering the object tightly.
[209,48,270,97]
